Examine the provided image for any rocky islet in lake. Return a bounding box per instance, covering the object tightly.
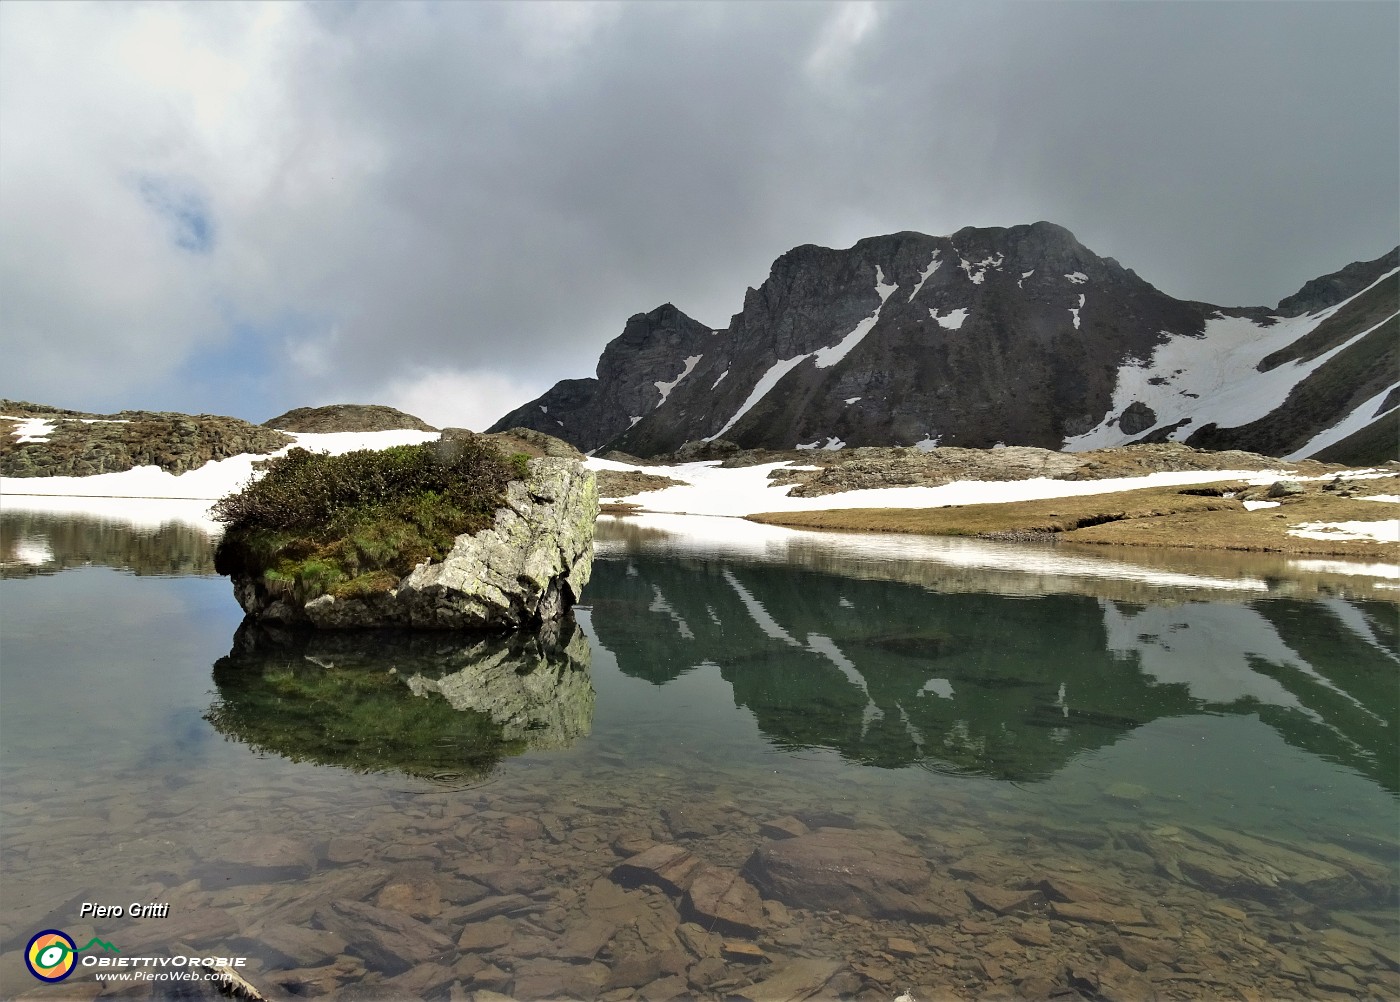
[214,433,599,632]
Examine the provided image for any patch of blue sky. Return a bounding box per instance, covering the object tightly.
[137,175,215,253]
[168,307,339,422]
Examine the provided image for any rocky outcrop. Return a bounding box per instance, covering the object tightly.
[755,441,1315,499]
[263,404,437,433]
[229,456,598,630]
[488,226,1398,461]
[0,400,292,477]
[488,304,715,452]
[1276,247,1399,316]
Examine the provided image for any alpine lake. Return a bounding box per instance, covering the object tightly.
[1,508,1397,1001]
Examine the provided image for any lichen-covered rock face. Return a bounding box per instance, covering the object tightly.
[230,457,598,630]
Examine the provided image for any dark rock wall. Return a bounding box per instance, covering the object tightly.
[489,225,1397,459]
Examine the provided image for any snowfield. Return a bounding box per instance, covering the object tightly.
[1,429,440,531]
[1065,267,1400,453]
[5,426,1397,573]
[587,456,1340,519]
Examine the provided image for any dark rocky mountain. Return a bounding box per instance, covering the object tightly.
[490,224,1398,463]
[492,304,713,453]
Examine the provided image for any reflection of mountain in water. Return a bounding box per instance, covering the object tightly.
[206,620,594,781]
[587,553,1398,787]
[1106,598,1399,792]
[0,511,216,578]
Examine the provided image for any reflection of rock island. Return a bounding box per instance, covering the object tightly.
[0,510,216,578]
[587,550,1397,790]
[206,620,593,780]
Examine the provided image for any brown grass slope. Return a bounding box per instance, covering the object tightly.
[748,476,1400,559]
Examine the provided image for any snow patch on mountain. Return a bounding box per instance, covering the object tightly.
[655,354,702,407]
[710,267,900,440]
[959,253,1003,285]
[1064,268,1400,452]
[931,307,968,330]
[586,456,1309,519]
[1286,381,1399,460]
[1065,272,1088,284]
[5,417,56,443]
[1288,520,1399,543]
[907,251,942,301]
[706,355,810,441]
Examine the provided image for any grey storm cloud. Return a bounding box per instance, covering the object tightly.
[1,0,1396,428]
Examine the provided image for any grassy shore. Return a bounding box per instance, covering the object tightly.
[747,476,1400,558]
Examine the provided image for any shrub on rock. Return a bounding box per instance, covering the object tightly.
[213,438,597,631]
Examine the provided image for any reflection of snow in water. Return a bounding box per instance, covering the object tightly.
[920,678,954,699]
[807,633,884,735]
[1319,598,1399,665]
[1286,558,1398,580]
[1104,602,1309,710]
[721,568,800,646]
[598,513,1268,593]
[1102,601,1384,727]
[8,535,54,565]
[719,568,899,739]
[648,584,695,639]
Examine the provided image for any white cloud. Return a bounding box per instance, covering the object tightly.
[805,1,881,80]
[377,368,550,432]
[0,0,1393,425]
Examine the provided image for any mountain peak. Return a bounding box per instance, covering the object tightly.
[491,227,1398,464]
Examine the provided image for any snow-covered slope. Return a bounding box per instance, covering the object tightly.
[1067,267,1399,456]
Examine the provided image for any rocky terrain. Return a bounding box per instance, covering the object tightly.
[720,441,1331,498]
[263,404,437,433]
[0,399,292,477]
[490,224,1398,464]
[7,741,1392,1001]
[595,440,1338,503]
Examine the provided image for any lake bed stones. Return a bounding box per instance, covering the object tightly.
[742,828,952,922]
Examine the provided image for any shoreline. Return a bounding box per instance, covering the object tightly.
[4,438,1395,580]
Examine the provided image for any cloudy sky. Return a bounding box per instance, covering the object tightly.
[2,1,1396,429]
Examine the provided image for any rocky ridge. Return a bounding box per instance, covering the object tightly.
[0,399,292,477]
[263,404,437,433]
[598,441,1332,500]
[490,225,1398,464]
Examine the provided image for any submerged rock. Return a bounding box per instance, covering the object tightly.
[742,828,952,921]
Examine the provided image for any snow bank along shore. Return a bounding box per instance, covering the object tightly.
[3,432,1396,574]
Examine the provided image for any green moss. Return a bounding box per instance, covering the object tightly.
[213,439,524,601]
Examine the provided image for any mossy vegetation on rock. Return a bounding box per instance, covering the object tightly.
[213,437,526,606]
[215,432,598,630]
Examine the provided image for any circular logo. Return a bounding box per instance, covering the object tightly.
[26,930,77,982]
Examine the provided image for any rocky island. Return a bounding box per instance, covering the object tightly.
[213,430,598,631]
